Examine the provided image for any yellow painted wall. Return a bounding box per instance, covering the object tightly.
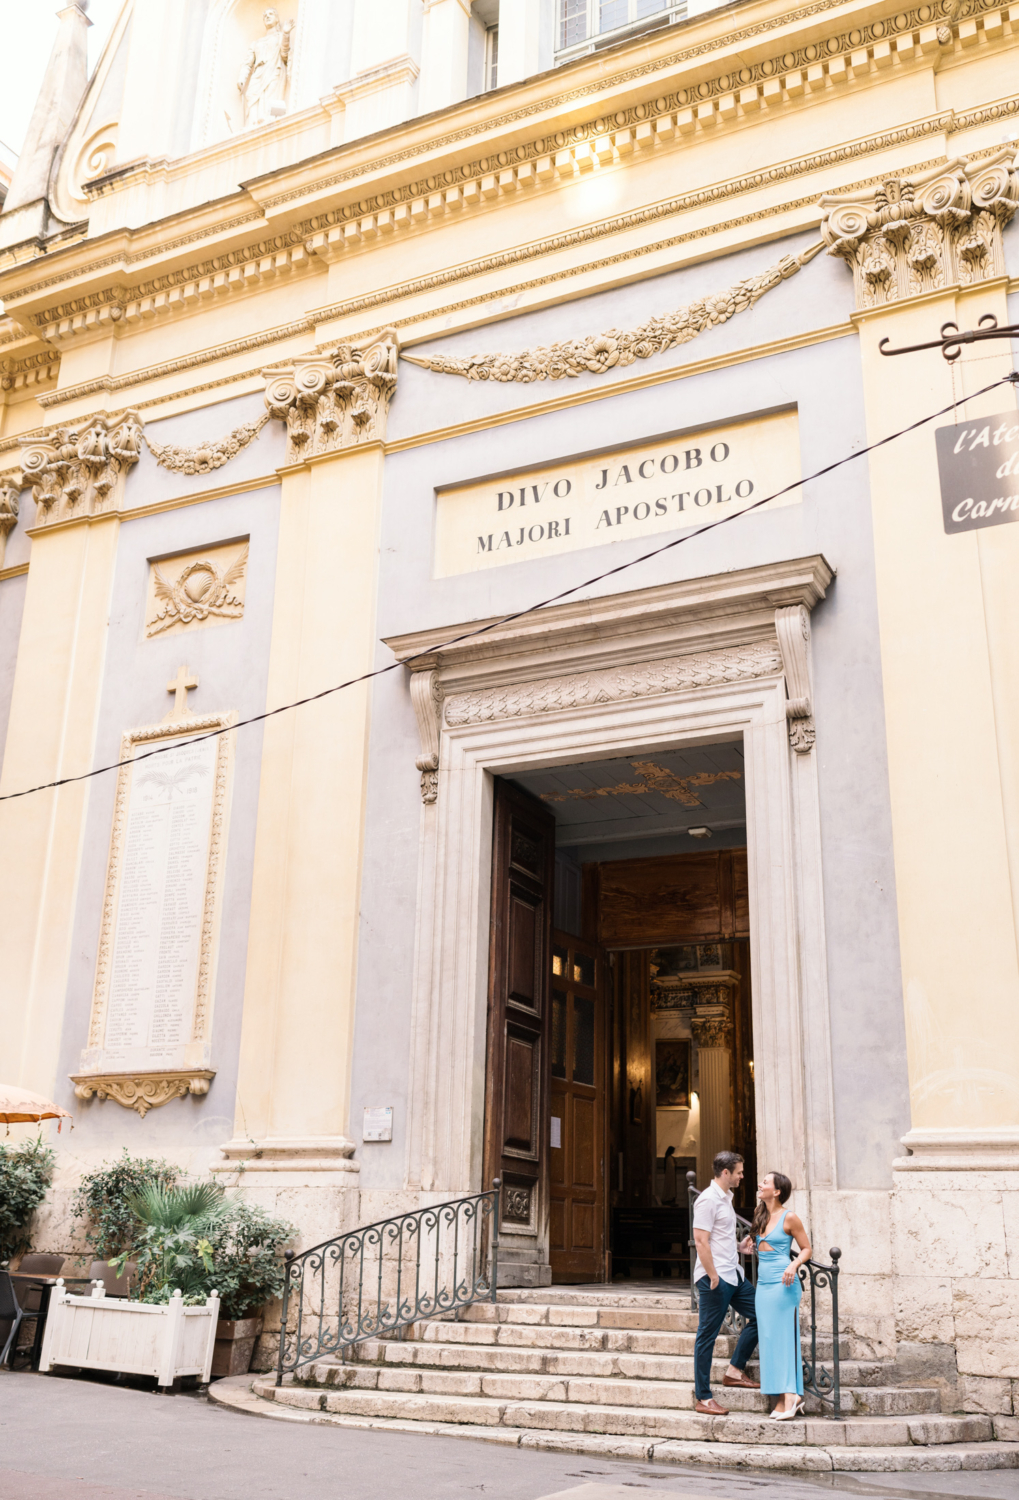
[857,286,1019,1130]
[0,518,120,1096]
[231,445,385,1143]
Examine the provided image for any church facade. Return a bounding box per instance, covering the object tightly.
[1,0,1018,1411]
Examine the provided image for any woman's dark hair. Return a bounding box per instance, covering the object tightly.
[752,1171,793,1236]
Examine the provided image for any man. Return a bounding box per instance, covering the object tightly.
[691,1149,759,1415]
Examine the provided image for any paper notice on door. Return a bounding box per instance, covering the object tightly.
[550,1116,562,1149]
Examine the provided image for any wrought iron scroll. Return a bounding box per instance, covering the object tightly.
[799,1248,842,1418]
[275,1181,500,1385]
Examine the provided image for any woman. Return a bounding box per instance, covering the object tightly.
[739,1171,812,1420]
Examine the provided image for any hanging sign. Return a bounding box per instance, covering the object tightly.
[935,409,1019,534]
[434,409,801,576]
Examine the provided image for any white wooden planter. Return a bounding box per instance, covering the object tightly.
[39,1282,220,1387]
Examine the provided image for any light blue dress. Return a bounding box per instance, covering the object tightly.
[755,1209,803,1396]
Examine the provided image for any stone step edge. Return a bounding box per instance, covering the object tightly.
[263,1380,967,1437]
[344,1344,918,1386]
[209,1379,1019,1474]
[304,1360,941,1407]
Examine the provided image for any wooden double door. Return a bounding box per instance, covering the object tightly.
[548,932,608,1281]
[484,781,608,1285]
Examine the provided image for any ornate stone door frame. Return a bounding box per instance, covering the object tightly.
[385,555,837,1206]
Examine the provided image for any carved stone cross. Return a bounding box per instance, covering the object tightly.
[166,664,198,720]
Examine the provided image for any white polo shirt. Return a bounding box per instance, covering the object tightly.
[692,1178,743,1286]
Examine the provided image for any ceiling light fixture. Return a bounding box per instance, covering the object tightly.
[687,826,712,839]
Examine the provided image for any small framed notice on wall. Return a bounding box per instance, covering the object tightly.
[363,1105,393,1142]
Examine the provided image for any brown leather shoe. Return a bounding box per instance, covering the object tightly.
[723,1370,760,1389]
[695,1398,730,1415]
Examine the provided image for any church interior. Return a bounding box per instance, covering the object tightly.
[505,742,756,1284]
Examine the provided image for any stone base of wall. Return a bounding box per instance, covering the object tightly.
[23,1136,1019,1401]
[890,1131,1019,1413]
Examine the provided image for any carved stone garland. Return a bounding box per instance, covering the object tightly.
[819,150,1019,310]
[21,410,143,526]
[263,331,399,464]
[144,415,268,475]
[401,245,822,383]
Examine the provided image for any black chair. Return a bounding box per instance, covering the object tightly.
[0,1271,25,1368]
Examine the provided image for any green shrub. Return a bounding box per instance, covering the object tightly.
[70,1149,179,1259]
[202,1199,296,1320]
[115,1181,295,1320]
[0,1137,56,1263]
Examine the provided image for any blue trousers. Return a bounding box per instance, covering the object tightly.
[694,1275,759,1401]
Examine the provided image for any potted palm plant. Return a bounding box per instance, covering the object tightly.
[114,1182,295,1376]
[41,1182,293,1383]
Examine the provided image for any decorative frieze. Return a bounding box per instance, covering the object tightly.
[263,332,399,463]
[144,415,267,475]
[819,150,1019,309]
[443,643,783,728]
[20,410,143,526]
[404,246,822,383]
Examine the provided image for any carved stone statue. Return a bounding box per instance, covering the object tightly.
[237,9,294,130]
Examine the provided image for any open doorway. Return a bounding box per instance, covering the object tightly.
[491,743,756,1285]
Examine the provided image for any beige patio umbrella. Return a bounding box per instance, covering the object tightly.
[0,1085,73,1133]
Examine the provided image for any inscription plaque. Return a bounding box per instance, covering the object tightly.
[78,712,234,1094]
[434,409,801,576]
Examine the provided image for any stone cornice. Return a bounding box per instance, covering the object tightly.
[0,0,1012,330]
[383,554,833,695]
[20,133,1007,418]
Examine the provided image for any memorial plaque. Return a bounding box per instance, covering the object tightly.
[434,409,801,576]
[79,713,233,1086]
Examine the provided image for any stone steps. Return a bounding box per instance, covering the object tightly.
[404,1318,859,1370]
[300,1355,940,1417]
[246,1377,1019,1471]
[461,1301,701,1332]
[226,1288,1018,1473]
[343,1339,915,1402]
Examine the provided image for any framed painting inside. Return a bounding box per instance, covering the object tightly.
[655,1037,691,1109]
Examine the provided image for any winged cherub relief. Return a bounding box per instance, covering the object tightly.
[146,545,249,637]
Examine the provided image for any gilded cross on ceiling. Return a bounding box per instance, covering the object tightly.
[165,664,198,720]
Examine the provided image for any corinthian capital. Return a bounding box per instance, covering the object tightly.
[20,409,144,528]
[691,1012,733,1050]
[263,329,399,464]
[0,470,20,567]
[819,150,1019,310]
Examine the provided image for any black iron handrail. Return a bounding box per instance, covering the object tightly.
[799,1249,842,1417]
[686,1172,843,1415]
[275,1180,500,1384]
